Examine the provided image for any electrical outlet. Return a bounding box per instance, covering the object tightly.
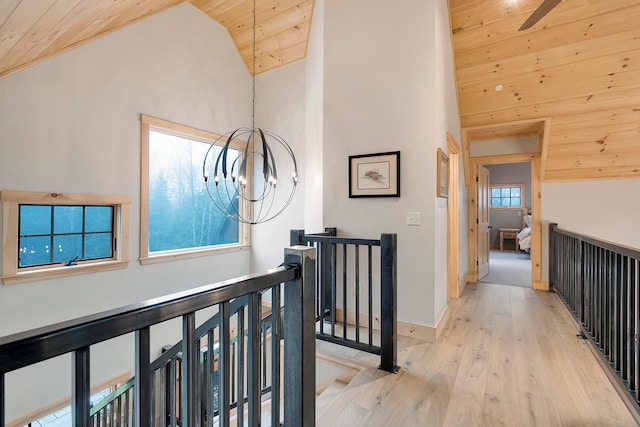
[407,212,421,226]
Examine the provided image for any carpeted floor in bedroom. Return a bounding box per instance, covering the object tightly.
[479,249,532,288]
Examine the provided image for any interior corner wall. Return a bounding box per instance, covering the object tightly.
[323,0,460,327]
[0,4,253,420]
[303,0,325,233]
[249,61,307,273]
[541,179,640,281]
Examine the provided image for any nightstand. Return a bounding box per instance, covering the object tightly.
[499,228,520,251]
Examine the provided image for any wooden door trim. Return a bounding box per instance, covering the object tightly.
[446,132,461,298]
[466,153,544,289]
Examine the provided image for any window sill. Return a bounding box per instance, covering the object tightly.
[2,260,129,285]
[139,244,250,265]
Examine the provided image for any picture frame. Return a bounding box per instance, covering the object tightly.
[437,148,449,198]
[349,151,400,198]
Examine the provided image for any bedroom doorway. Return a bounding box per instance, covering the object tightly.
[461,117,548,291]
[467,154,542,289]
[479,161,533,288]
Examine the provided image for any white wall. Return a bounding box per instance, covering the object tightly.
[0,4,255,420]
[250,61,307,273]
[323,0,460,327]
[303,0,325,233]
[541,179,640,280]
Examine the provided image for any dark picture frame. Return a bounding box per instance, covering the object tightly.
[349,151,400,198]
[437,148,449,198]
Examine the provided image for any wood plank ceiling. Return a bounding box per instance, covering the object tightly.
[449,0,640,181]
[0,0,313,79]
[1,0,639,181]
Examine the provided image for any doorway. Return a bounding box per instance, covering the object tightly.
[478,161,533,288]
[461,117,549,291]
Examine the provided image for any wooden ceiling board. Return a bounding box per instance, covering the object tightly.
[0,1,56,60]
[454,4,640,70]
[461,88,640,128]
[451,0,640,181]
[0,0,314,79]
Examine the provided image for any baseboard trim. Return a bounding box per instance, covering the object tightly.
[334,306,451,343]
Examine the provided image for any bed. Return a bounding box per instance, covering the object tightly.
[517,210,532,252]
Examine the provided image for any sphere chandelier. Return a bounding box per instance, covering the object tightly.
[202,0,298,225]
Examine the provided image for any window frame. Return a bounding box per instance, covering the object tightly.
[489,183,526,210]
[1,190,130,285]
[140,115,250,265]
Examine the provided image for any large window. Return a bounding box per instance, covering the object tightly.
[1,191,130,284]
[490,184,525,209]
[140,115,248,264]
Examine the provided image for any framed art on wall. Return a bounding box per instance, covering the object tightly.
[437,147,449,198]
[349,151,400,198]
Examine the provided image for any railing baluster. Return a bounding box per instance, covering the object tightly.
[247,292,261,426]
[272,284,282,427]
[169,358,176,427]
[343,243,348,340]
[368,245,373,347]
[205,330,214,427]
[331,242,337,338]
[237,306,245,427]
[182,312,197,427]
[219,301,231,427]
[355,244,360,343]
[73,346,91,426]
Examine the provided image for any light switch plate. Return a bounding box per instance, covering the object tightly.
[407,212,421,226]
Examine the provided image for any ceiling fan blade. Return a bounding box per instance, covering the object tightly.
[518,0,562,31]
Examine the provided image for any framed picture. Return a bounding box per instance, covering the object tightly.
[437,148,449,198]
[349,151,400,198]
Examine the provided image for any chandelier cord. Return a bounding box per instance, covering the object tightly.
[251,0,256,129]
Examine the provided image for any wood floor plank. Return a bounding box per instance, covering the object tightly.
[318,283,638,426]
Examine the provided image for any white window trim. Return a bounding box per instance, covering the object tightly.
[139,115,250,265]
[1,190,130,285]
[490,183,526,210]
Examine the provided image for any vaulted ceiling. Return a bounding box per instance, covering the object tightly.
[449,0,640,181]
[1,0,639,181]
[0,0,313,79]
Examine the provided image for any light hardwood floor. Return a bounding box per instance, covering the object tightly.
[317,282,638,426]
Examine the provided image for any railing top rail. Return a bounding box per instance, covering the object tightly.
[550,223,640,260]
[302,235,382,246]
[0,266,298,374]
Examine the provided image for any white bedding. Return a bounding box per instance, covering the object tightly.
[518,215,532,251]
[518,227,532,251]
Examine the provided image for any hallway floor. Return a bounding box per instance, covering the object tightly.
[317,283,638,426]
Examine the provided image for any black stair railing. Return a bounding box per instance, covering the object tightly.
[549,223,640,405]
[89,294,283,426]
[291,228,399,373]
[0,245,316,427]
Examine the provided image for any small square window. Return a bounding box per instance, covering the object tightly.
[490,185,525,210]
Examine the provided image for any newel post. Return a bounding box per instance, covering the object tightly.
[380,233,399,373]
[283,245,316,426]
